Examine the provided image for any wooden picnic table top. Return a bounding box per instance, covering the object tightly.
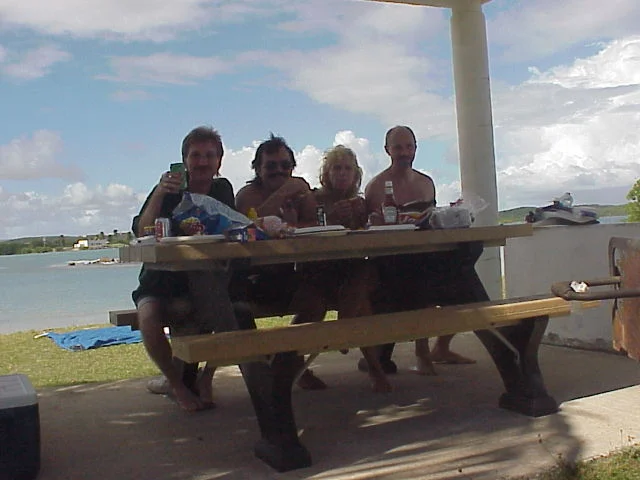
[119,223,532,270]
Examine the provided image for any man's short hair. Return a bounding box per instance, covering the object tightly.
[181,126,224,162]
[250,134,296,184]
[384,125,417,147]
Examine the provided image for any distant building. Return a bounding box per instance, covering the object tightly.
[73,238,109,249]
[73,239,89,249]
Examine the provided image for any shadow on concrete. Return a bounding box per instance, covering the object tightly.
[35,335,639,480]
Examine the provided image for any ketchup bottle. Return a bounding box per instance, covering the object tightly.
[381,180,398,225]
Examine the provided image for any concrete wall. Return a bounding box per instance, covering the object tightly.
[504,222,640,351]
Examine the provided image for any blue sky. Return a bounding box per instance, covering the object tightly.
[1,0,639,239]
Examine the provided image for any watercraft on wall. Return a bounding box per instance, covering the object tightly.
[524,193,599,226]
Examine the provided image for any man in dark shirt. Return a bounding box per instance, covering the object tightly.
[132,126,235,412]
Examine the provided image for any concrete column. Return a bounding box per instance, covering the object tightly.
[450,1,502,298]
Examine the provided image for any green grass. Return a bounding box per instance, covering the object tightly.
[0,317,292,388]
[527,446,640,479]
[0,318,636,479]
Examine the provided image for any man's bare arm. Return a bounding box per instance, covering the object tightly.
[364,177,384,215]
[136,172,182,236]
[251,178,310,218]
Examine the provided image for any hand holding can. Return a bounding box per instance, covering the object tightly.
[169,162,187,190]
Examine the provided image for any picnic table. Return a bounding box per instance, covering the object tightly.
[119,223,580,471]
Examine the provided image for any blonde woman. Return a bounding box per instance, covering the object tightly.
[314,145,367,230]
[291,146,391,393]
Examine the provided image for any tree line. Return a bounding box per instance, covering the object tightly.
[0,231,134,256]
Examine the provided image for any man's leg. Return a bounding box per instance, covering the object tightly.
[289,281,329,390]
[137,298,206,412]
[412,338,438,375]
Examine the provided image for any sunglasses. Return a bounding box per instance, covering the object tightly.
[263,160,293,172]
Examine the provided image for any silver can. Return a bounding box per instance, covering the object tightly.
[316,205,327,226]
[154,217,172,239]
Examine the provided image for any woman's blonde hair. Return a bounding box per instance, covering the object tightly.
[319,145,362,198]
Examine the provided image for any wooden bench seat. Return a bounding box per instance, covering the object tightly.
[109,302,292,330]
[170,294,598,366]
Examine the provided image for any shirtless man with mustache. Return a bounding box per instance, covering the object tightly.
[234,134,326,390]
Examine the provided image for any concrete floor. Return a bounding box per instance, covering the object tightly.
[34,334,640,480]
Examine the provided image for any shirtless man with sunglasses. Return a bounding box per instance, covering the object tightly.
[233,134,326,390]
[236,134,316,225]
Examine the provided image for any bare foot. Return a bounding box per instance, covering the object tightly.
[369,375,392,393]
[409,356,438,376]
[195,368,216,408]
[430,349,476,364]
[172,384,207,412]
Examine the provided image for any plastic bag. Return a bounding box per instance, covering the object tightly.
[172,192,252,235]
[420,193,488,230]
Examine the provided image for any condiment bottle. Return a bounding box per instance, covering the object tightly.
[381,180,399,225]
[247,207,258,221]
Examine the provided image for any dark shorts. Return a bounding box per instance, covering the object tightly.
[296,259,372,309]
[372,241,487,313]
[132,269,190,307]
[228,264,299,313]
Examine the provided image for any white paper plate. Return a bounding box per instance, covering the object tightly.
[294,225,346,236]
[350,224,417,233]
[159,235,226,244]
[296,230,349,237]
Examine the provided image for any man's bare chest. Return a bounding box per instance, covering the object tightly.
[392,183,433,206]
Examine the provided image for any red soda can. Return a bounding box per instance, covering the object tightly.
[154,217,172,239]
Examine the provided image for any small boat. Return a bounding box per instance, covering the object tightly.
[525,193,599,226]
[67,258,120,266]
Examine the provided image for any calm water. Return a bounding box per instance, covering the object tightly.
[0,248,140,334]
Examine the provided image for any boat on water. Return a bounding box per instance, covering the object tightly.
[67,257,120,266]
[524,193,599,226]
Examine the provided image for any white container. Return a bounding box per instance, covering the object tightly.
[0,374,40,480]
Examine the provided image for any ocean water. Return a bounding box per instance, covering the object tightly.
[0,248,140,334]
[599,215,627,224]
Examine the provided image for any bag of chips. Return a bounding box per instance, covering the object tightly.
[171,192,252,235]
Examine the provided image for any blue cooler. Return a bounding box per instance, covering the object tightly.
[0,374,40,480]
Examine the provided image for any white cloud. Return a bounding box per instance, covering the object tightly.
[489,0,640,61]
[528,36,640,89]
[0,130,82,180]
[275,0,445,41]
[0,45,71,80]
[0,0,326,42]
[0,182,140,239]
[99,53,233,84]
[0,0,237,42]
[251,4,454,141]
[491,36,640,207]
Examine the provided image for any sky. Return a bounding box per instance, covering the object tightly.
[1,0,639,239]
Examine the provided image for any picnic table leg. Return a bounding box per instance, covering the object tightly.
[189,273,311,471]
[239,352,312,472]
[453,246,557,417]
[475,317,558,417]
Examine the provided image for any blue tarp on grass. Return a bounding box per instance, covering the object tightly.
[44,326,142,351]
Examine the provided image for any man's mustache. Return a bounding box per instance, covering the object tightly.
[268,172,289,178]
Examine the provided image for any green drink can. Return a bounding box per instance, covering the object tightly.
[169,162,187,190]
